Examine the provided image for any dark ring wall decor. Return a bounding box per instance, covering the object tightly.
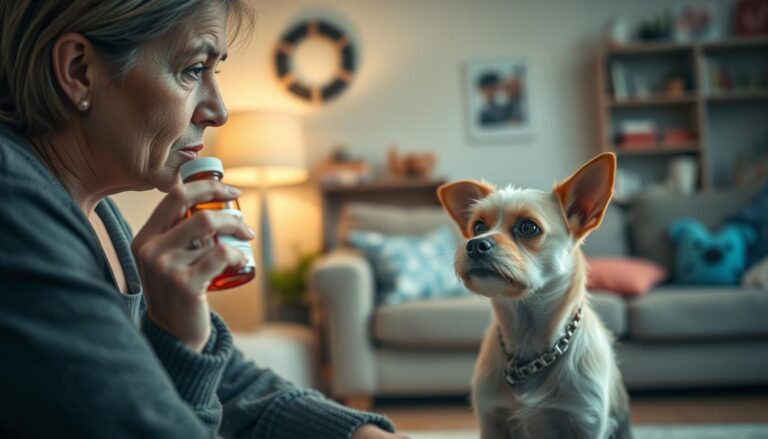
[275,20,356,105]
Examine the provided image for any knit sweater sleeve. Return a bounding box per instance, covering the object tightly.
[0,177,213,438]
[141,311,234,432]
[215,326,395,438]
[100,197,395,438]
[101,198,395,437]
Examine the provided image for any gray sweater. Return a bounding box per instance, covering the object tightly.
[0,125,394,438]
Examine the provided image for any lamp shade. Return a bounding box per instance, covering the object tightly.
[215,111,308,187]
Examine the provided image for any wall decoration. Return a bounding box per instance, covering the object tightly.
[465,59,533,142]
[275,19,356,105]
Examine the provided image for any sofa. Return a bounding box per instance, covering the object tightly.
[310,186,768,408]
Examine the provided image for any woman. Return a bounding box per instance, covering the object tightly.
[0,1,405,438]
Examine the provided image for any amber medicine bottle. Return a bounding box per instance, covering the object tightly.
[179,157,255,291]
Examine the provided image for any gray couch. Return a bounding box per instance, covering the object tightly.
[310,187,768,408]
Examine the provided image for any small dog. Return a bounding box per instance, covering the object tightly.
[437,153,631,439]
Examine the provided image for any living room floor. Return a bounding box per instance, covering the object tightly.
[375,387,768,431]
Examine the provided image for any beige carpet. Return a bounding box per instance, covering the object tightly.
[403,424,768,438]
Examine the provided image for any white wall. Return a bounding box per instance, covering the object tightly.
[113,0,725,329]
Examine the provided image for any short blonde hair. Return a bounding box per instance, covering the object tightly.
[0,0,252,135]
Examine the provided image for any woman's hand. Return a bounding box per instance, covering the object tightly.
[132,180,253,352]
[351,425,410,439]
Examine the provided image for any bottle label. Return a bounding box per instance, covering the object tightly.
[217,209,256,267]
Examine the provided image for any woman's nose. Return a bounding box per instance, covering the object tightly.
[193,82,228,128]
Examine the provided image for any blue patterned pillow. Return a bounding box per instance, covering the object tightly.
[347,225,468,305]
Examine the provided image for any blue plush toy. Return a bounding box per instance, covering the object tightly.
[669,218,756,285]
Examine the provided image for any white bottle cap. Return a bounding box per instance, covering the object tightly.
[179,157,223,181]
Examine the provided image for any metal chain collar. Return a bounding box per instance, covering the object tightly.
[498,305,583,387]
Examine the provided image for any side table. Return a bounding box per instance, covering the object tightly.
[232,322,321,391]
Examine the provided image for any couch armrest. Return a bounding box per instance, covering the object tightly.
[310,249,377,397]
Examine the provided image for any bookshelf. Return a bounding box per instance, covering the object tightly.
[596,37,768,194]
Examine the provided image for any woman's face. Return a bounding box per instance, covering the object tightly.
[88,3,229,192]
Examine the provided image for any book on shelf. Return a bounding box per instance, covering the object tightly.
[616,119,658,148]
[663,129,696,145]
[621,120,656,134]
[700,55,712,95]
[616,130,658,150]
[622,133,657,143]
[610,61,629,100]
[617,141,657,151]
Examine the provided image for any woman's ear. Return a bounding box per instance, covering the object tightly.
[437,180,494,238]
[554,152,616,240]
[51,32,95,111]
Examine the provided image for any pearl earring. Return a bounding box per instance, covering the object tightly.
[77,98,90,111]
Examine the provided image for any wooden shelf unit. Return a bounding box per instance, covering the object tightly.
[596,36,768,190]
[607,95,698,107]
[705,90,768,102]
[604,37,768,54]
[613,143,700,156]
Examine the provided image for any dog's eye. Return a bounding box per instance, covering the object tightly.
[515,219,541,238]
[472,221,488,235]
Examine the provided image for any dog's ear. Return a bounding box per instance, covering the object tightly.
[554,152,616,240]
[437,180,495,239]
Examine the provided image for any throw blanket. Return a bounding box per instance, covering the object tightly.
[729,184,768,267]
[743,255,768,291]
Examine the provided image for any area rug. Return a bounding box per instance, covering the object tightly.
[402,424,768,439]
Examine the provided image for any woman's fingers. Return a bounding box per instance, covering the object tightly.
[142,180,242,235]
[158,209,254,256]
[187,243,247,290]
[135,210,253,270]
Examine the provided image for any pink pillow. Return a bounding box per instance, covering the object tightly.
[586,257,667,296]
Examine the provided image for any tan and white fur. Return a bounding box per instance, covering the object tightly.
[438,153,631,439]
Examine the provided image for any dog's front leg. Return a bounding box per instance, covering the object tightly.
[478,409,510,439]
[566,408,613,439]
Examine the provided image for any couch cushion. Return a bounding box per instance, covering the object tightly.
[628,287,768,341]
[587,257,668,296]
[582,205,629,257]
[339,203,457,246]
[629,188,760,271]
[373,293,628,349]
[373,296,490,349]
[347,226,467,305]
[590,292,629,338]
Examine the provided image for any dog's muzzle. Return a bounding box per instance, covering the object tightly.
[466,237,495,260]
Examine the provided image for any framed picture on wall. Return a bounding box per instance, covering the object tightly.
[465,58,533,142]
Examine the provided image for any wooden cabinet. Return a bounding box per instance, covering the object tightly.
[596,37,768,195]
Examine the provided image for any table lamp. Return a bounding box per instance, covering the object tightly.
[214,111,308,317]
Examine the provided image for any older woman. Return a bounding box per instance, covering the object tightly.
[0,1,404,438]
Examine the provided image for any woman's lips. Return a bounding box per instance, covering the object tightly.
[178,144,203,160]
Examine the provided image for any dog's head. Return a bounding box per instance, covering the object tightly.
[437,153,616,300]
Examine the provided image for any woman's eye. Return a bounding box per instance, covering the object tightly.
[473,221,488,235]
[183,64,206,80]
[515,219,541,238]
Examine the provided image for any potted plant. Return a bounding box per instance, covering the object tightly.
[266,250,320,324]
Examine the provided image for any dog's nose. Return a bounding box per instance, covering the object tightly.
[704,247,723,264]
[466,237,495,259]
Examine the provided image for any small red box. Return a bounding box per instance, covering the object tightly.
[663,129,695,145]
[622,133,657,143]
[735,0,768,36]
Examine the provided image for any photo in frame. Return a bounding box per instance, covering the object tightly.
[465,58,533,142]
